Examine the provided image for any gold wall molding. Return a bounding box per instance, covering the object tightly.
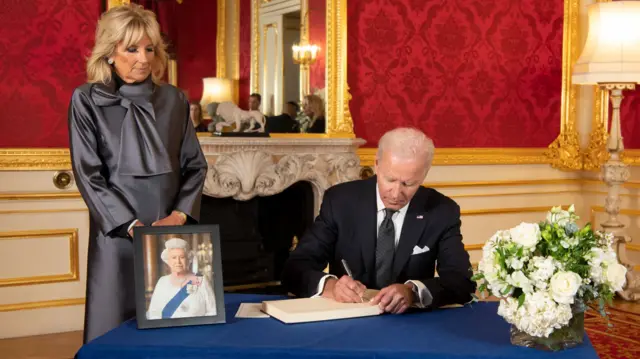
[233,0,240,103]
[0,192,81,200]
[0,298,85,313]
[106,0,129,9]
[250,0,260,93]
[325,0,354,137]
[358,148,550,167]
[0,229,79,288]
[544,0,581,171]
[590,206,640,229]
[216,0,226,78]
[450,190,581,199]
[0,149,71,171]
[461,206,568,217]
[583,87,610,171]
[464,243,484,251]
[0,208,86,215]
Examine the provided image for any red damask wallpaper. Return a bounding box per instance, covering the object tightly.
[347,0,563,147]
[238,0,252,110]
[619,89,640,149]
[0,0,100,148]
[135,0,217,104]
[170,1,217,104]
[308,0,326,93]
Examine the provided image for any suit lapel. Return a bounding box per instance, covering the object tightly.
[359,177,378,282]
[392,189,429,279]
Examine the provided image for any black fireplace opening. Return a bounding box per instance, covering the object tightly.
[199,181,315,295]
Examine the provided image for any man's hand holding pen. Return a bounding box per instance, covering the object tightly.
[321,259,367,303]
[321,276,367,303]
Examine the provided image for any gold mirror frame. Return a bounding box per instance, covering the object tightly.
[249,0,354,138]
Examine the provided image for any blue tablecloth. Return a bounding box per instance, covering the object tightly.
[76,293,599,359]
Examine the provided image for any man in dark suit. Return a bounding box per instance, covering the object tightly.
[265,101,300,133]
[282,127,475,314]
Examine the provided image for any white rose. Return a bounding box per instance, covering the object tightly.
[508,271,534,294]
[549,271,582,304]
[605,263,627,292]
[507,257,524,270]
[509,222,541,249]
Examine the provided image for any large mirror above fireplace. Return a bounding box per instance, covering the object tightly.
[245,0,355,137]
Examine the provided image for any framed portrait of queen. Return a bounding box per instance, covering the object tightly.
[133,225,225,329]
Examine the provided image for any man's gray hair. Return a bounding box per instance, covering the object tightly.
[376,127,435,168]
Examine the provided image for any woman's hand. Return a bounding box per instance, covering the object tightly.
[152,210,187,226]
[128,220,145,237]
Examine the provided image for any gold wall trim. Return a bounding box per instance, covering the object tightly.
[628,244,640,252]
[0,149,71,171]
[0,192,81,200]
[426,179,580,188]
[583,0,611,172]
[450,190,581,199]
[461,206,568,216]
[357,148,550,167]
[464,244,484,251]
[590,206,640,228]
[0,298,85,313]
[0,229,79,288]
[0,208,87,215]
[545,0,581,170]
[250,0,260,93]
[325,0,355,137]
[216,0,226,78]
[233,0,240,103]
[106,0,129,10]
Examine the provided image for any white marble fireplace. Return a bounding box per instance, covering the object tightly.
[198,136,367,215]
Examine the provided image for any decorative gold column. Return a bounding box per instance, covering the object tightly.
[544,0,582,171]
[216,0,226,78]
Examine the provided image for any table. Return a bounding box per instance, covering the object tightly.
[75,293,599,359]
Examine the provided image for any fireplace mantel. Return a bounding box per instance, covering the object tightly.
[199,136,367,215]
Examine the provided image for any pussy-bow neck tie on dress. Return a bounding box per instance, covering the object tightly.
[91,76,173,177]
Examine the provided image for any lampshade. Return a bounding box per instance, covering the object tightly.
[199,78,233,108]
[572,1,640,85]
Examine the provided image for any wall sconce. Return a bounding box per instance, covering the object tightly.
[200,77,233,118]
[292,44,319,67]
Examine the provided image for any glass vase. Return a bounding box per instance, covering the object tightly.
[509,301,586,352]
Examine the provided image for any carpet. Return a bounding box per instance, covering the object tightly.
[586,305,640,359]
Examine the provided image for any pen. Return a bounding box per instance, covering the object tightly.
[341,259,354,277]
[341,259,364,303]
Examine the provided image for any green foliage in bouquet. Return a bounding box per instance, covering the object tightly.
[471,205,627,345]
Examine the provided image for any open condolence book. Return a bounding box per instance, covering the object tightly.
[261,289,383,324]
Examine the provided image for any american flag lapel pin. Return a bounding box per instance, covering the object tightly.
[416,215,424,219]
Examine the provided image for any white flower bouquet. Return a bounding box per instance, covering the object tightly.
[472,205,627,351]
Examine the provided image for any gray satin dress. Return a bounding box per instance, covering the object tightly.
[67,73,208,343]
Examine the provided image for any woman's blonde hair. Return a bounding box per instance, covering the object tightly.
[303,94,325,121]
[86,4,168,84]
